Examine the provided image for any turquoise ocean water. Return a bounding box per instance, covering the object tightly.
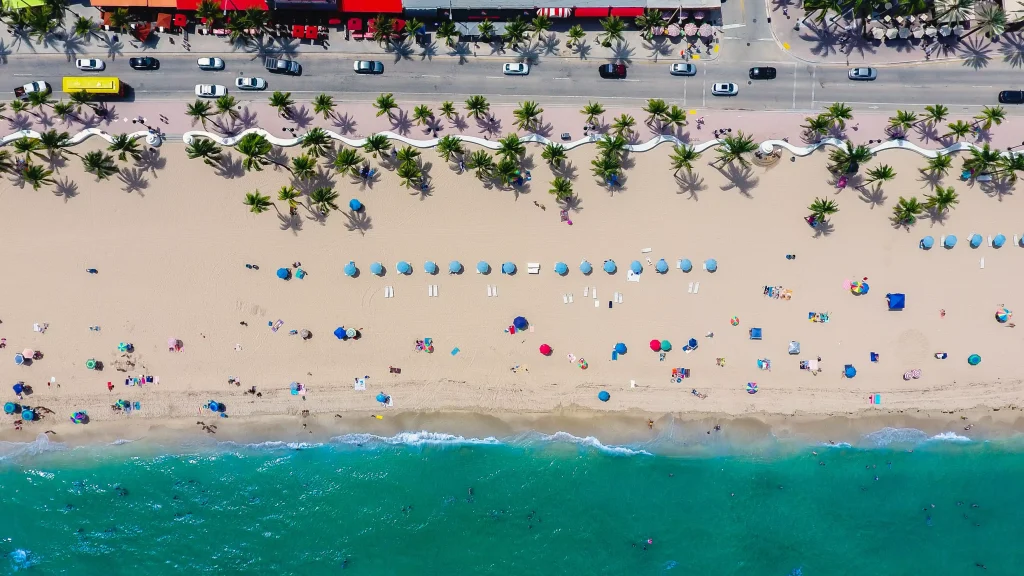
[2,428,1023,575]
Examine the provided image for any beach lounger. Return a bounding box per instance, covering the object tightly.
[563,294,569,304]
[487,286,493,297]
[592,288,597,299]
[568,294,573,303]
[693,282,699,294]
[749,328,762,340]
[988,235,993,247]
[688,282,694,294]
[641,248,652,253]
[980,258,985,269]
[1015,235,1019,247]
[616,293,622,304]
[940,235,945,246]
[594,300,599,308]
[613,292,619,302]
[702,262,707,271]
[528,264,540,274]
[677,260,683,270]
[428,285,432,297]
[584,287,589,297]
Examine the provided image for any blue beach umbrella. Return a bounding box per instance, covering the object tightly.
[376,393,388,403]
[920,236,934,249]
[614,343,627,354]
[13,383,24,395]
[370,262,384,276]
[22,409,35,421]
[4,402,16,414]
[502,262,516,275]
[276,267,290,280]
[970,234,983,248]
[555,262,568,275]
[349,198,363,211]
[424,261,438,275]
[944,235,957,248]
[333,327,347,340]
[344,261,357,277]
[397,261,411,275]
[655,259,668,273]
[476,261,490,274]
[681,259,693,272]
[844,364,857,378]
[290,382,299,393]
[993,234,1006,248]
[598,391,610,402]
[513,316,528,330]
[449,261,462,274]
[346,328,357,338]
[660,340,672,352]
[705,258,718,272]
[630,260,643,274]
[968,354,982,366]
[603,260,617,274]
[580,260,593,275]
[14,354,24,365]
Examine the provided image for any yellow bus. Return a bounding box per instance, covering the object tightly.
[62,76,124,97]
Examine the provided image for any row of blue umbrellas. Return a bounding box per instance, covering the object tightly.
[334,259,717,277]
[922,234,1011,250]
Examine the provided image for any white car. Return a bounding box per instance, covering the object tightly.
[669,63,697,76]
[848,67,877,81]
[711,82,739,96]
[197,57,225,71]
[75,58,105,71]
[502,62,530,76]
[235,77,267,90]
[195,84,227,98]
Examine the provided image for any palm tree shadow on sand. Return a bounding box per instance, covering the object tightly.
[718,163,758,198]
[675,170,705,201]
[53,177,79,202]
[812,219,835,238]
[857,184,887,209]
[343,210,373,235]
[278,211,304,234]
[118,167,149,196]
[332,112,357,135]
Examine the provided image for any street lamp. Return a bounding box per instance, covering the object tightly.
[1008,141,1024,152]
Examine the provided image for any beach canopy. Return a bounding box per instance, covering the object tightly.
[851,280,870,295]
[476,261,490,274]
[614,342,627,354]
[580,260,593,274]
[660,339,672,352]
[502,262,516,275]
[397,261,411,275]
[344,261,357,277]
[513,316,528,330]
[449,260,462,274]
[656,259,669,273]
[749,328,763,340]
[12,383,24,395]
[996,307,1012,323]
[370,262,384,276]
[968,354,981,365]
[920,236,934,249]
[72,411,87,423]
[604,260,617,274]
[333,327,347,340]
[844,364,857,378]
[681,259,693,272]
[789,341,801,354]
[539,343,552,355]
[555,262,568,275]
[3,402,16,414]
[424,261,438,274]
[630,260,643,274]
[886,293,905,310]
[705,259,718,272]
[969,233,983,248]
[276,267,290,280]
[688,337,698,349]
[598,390,610,402]
[14,353,24,365]
[349,198,362,211]
[649,339,661,351]
[944,235,957,248]
[993,234,1006,248]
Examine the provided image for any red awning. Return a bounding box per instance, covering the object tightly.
[609,7,644,16]
[341,0,400,13]
[537,7,571,18]
[222,0,267,9]
[573,7,609,17]
[176,0,198,9]
[347,17,361,31]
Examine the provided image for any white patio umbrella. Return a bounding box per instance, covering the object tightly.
[899,27,911,39]
[666,23,680,37]
[912,27,924,39]
[925,26,937,36]
[939,24,951,36]
[954,25,966,37]
[698,23,713,37]
[872,27,886,40]
[885,28,899,39]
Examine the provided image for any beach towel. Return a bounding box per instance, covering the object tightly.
[353,378,366,391]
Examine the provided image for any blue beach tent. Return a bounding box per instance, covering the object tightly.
[886,293,906,310]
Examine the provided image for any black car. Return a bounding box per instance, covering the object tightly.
[998,90,1024,104]
[598,63,627,79]
[128,57,159,70]
[265,58,301,75]
[748,67,776,80]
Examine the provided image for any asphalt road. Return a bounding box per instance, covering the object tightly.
[6,53,1023,114]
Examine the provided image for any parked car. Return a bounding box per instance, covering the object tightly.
[128,57,159,70]
[669,63,697,76]
[848,67,877,80]
[502,62,529,76]
[711,82,739,96]
[997,90,1024,104]
[75,58,105,71]
[235,77,267,90]
[598,63,627,79]
[197,57,225,71]
[748,67,776,80]
[195,84,227,98]
[13,81,50,100]
[265,58,301,75]
[353,60,384,74]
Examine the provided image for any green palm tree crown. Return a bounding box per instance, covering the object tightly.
[493,157,520,186]
[403,17,424,36]
[591,154,621,183]
[363,134,391,158]
[397,146,420,165]
[581,102,605,125]
[971,2,1006,38]
[81,150,118,180]
[963,143,1000,174]
[38,129,72,159]
[611,114,636,137]
[996,152,1024,182]
[215,95,239,119]
[236,132,273,172]
[269,91,294,116]
[808,197,839,219]
[397,160,423,188]
[634,8,665,40]
[503,17,528,49]
[891,196,923,227]
[465,95,490,119]
[26,90,55,113]
[825,102,853,129]
[476,20,495,41]
[277,185,300,211]
[371,14,395,46]
[714,131,758,168]
[974,105,1005,131]
[467,150,495,179]
[923,104,949,125]
[439,101,457,120]
[922,154,952,176]
[310,187,340,214]
[21,163,56,190]
[549,176,574,200]
[567,24,586,47]
[888,110,917,135]
[301,127,332,158]
[108,134,141,163]
[243,190,273,214]
[497,134,525,161]
[0,150,14,175]
[412,105,434,127]
[531,14,551,37]
[802,114,831,138]
[864,163,897,185]
[291,154,317,180]
[186,137,223,166]
[944,120,972,141]
[597,134,628,160]
[374,93,398,118]
[598,15,625,45]
[827,142,873,174]
[670,144,701,174]
[513,100,544,132]
[196,0,220,28]
[436,20,459,47]
[333,147,364,176]
[186,99,213,127]
[52,101,75,123]
[69,90,94,112]
[73,15,96,40]
[541,143,567,168]
[643,98,669,126]
[662,106,687,129]
[436,135,465,163]
[923,185,959,213]
[13,137,45,161]
[313,94,335,120]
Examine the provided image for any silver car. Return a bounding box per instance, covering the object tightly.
[848,67,877,81]
[669,63,697,76]
[711,82,739,96]
[235,77,267,90]
[353,60,384,74]
[197,57,225,71]
[502,62,530,75]
[195,84,227,98]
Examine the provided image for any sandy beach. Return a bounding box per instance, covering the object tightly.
[2,130,1024,443]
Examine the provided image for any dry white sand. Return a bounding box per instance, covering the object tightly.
[2,140,1023,441]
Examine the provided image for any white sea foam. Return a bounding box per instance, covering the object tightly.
[863,427,974,447]
[222,440,326,451]
[330,431,501,447]
[928,431,972,443]
[515,431,653,456]
[0,433,66,462]
[109,438,135,446]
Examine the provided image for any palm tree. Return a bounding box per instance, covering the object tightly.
[542,143,567,168]
[493,157,520,187]
[825,102,853,129]
[476,20,495,43]
[968,2,1006,38]
[973,105,1005,131]
[566,24,586,48]
[309,186,340,215]
[291,154,317,181]
[25,90,54,116]
[464,95,490,120]
[888,110,917,137]
[195,0,220,30]
[891,196,923,228]
[72,15,97,41]
[107,8,131,33]
[591,154,621,184]
[371,14,395,46]
[108,134,141,163]
[808,197,839,220]
[21,163,55,191]
[243,191,273,214]
[802,115,831,141]
[412,104,433,127]
[827,142,873,174]
[396,146,420,166]
[301,127,332,158]
[921,104,949,126]
[530,14,551,38]
[436,135,465,163]
[186,100,213,128]
[436,19,459,47]
[185,137,223,166]
[313,94,335,120]
[333,147,364,176]
[935,0,975,25]
[642,98,669,127]
[513,101,544,132]
[439,101,457,121]
[963,143,1001,175]
[374,93,398,119]
[995,152,1024,182]
[923,185,959,213]
[277,185,300,214]
[921,154,953,177]
[467,150,495,179]
[396,160,422,188]
[597,134,628,160]
[803,0,842,24]
[403,17,424,37]
[268,91,294,118]
[52,101,75,124]
[864,164,897,186]
[581,102,605,126]
[0,150,14,175]
[634,8,665,40]
[503,17,528,49]
[81,151,118,180]
[670,144,701,175]
[598,15,625,46]
[215,95,239,120]
[236,132,274,172]
[549,176,574,200]
[713,132,758,168]
[662,106,688,130]
[38,129,74,160]
[611,114,636,137]
[497,134,526,161]
[240,7,270,36]
[944,120,972,141]
[12,137,44,162]
[363,134,391,158]
[69,90,94,113]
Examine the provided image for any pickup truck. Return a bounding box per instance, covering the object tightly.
[264,58,301,75]
[14,81,51,99]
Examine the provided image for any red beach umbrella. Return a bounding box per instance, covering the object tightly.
[539,344,552,356]
[649,339,661,351]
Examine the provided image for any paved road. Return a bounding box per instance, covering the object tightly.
[5,53,1023,114]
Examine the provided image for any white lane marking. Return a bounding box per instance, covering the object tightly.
[702,67,706,107]
[419,74,441,78]
[13,74,34,76]
[971,85,993,88]
[622,79,640,82]
[720,24,747,30]
[792,65,798,109]
[485,76,503,79]
[553,77,570,80]
[810,66,816,106]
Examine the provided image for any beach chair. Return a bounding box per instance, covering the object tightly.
[749,328,763,340]
[693,282,699,294]
[527,263,541,274]
[677,260,683,270]
[687,282,693,294]
[988,235,993,247]
[940,235,945,246]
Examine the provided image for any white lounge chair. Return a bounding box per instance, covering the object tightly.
[688,282,694,294]
[693,282,700,294]
[988,235,993,247]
